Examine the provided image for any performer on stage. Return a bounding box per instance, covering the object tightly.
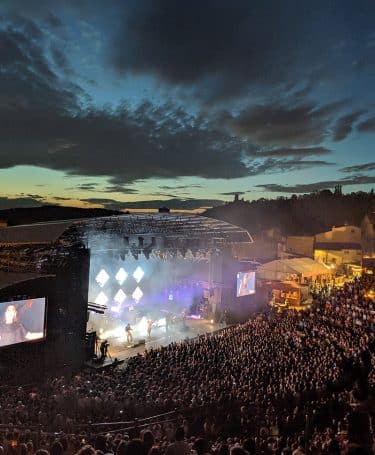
[99,340,109,361]
[181,309,187,329]
[147,319,153,338]
[125,323,133,343]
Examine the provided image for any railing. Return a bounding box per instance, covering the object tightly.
[0,410,179,436]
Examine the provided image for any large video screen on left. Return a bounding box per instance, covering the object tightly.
[0,298,46,348]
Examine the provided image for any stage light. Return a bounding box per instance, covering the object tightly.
[133,266,144,283]
[95,292,108,306]
[114,289,126,304]
[115,268,128,285]
[95,269,109,287]
[132,286,143,302]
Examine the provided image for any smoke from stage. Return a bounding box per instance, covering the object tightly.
[87,248,212,345]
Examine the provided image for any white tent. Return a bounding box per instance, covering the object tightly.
[257,257,331,282]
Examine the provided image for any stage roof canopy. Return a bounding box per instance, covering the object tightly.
[0,213,252,249]
[0,221,73,245]
[0,271,54,291]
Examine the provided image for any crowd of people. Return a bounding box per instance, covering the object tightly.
[0,275,374,454]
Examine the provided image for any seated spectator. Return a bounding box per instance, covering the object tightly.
[165,427,190,455]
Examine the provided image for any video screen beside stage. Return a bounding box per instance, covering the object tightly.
[0,298,46,348]
[236,271,255,297]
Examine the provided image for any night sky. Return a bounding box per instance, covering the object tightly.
[0,0,374,211]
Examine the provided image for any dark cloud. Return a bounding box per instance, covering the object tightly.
[227,101,345,147]
[253,146,331,158]
[9,14,44,40]
[247,159,335,175]
[220,191,246,196]
[340,162,375,173]
[50,45,72,74]
[110,0,375,105]
[288,79,316,100]
[158,184,202,190]
[80,198,224,211]
[25,193,44,199]
[255,174,375,193]
[103,185,139,194]
[333,110,366,141]
[45,12,64,28]
[113,0,251,86]
[72,183,97,191]
[0,19,255,183]
[151,193,179,198]
[0,102,255,182]
[0,19,80,111]
[357,116,375,133]
[52,196,72,201]
[0,23,332,186]
[1,0,97,18]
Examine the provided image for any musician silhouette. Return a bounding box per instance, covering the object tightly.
[99,340,109,361]
[125,323,133,343]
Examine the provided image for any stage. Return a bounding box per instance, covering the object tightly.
[99,318,227,362]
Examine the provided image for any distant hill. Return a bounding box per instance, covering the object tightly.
[204,190,375,236]
[0,205,122,227]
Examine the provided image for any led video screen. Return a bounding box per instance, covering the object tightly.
[236,271,255,297]
[0,298,46,348]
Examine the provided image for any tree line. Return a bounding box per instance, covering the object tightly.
[204,189,375,236]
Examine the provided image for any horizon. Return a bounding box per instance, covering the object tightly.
[0,187,373,215]
[0,1,374,211]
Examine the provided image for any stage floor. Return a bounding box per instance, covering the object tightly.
[104,319,227,361]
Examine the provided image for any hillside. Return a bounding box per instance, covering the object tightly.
[204,191,375,236]
[0,205,121,227]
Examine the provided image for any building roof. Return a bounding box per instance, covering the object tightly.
[315,225,360,237]
[314,242,362,250]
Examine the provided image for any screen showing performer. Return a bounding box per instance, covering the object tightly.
[236,271,256,297]
[0,298,46,348]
